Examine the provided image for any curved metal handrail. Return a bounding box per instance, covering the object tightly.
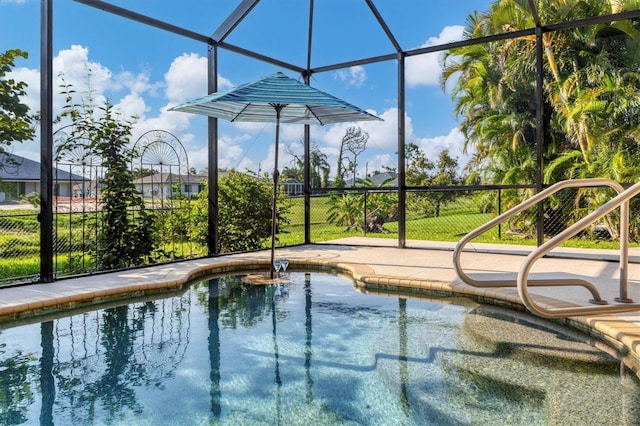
[518,181,640,318]
[454,178,627,304]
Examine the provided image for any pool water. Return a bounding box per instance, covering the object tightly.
[0,272,638,425]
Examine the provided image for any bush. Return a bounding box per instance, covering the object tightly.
[192,171,290,254]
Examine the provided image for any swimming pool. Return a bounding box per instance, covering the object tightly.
[1,272,638,425]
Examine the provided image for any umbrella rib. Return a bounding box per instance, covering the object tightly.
[231,103,252,122]
[305,106,323,125]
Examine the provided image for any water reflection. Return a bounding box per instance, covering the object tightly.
[39,321,54,426]
[207,278,221,421]
[304,273,313,404]
[1,292,194,424]
[0,333,37,425]
[398,298,409,420]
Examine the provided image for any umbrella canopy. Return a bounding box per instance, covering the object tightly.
[170,71,382,279]
[170,71,381,124]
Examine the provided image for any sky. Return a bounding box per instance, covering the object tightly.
[1,0,493,179]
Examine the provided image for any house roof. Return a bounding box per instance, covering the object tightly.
[345,172,398,187]
[369,172,398,186]
[0,152,87,182]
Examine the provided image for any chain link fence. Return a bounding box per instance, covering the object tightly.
[2,183,638,285]
[0,209,40,285]
[304,184,638,250]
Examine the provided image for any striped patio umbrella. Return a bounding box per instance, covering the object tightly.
[170,72,382,278]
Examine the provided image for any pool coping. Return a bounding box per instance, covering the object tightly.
[1,242,639,376]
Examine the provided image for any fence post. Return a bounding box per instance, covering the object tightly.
[363,191,367,236]
[498,188,502,239]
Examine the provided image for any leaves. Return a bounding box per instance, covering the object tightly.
[192,171,291,254]
[0,49,35,151]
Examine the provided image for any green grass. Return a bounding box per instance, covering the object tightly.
[0,254,40,281]
[0,198,633,283]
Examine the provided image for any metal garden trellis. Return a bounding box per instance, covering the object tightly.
[170,71,381,278]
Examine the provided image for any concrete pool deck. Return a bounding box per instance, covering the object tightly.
[1,237,639,372]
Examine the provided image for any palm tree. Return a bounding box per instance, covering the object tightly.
[309,146,330,188]
[443,0,640,238]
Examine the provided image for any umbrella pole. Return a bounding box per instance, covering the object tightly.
[270,105,284,279]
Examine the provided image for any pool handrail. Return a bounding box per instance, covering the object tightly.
[453,178,627,306]
[518,180,640,318]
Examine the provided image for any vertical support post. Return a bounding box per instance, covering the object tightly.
[397,53,406,248]
[304,0,314,244]
[303,74,311,244]
[616,199,632,302]
[535,27,545,246]
[207,44,219,256]
[40,0,54,282]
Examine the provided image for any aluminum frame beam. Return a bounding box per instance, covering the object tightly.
[74,0,212,44]
[211,0,259,43]
[40,0,54,283]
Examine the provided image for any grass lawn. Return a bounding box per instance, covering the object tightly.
[0,197,632,283]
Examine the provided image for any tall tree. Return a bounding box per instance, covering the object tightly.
[405,142,434,187]
[309,147,331,188]
[337,126,369,186]
[405,144,460,217]
[444,0,640,185]
[283,142,330,188]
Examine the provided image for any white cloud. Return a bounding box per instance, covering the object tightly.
[217,133,261,173]
[405,25,464,87]
[113,69,160,96]
[235,121,271,134]
[414,127,473,171]
[54,45,112,96]
[9,44,115,118]
[7,66,39,113]
[164,53,233,103]
[334,66,367,87]
[361,153,394,176]
[116,93,148,120]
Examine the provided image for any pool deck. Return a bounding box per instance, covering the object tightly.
[1,237,640,372]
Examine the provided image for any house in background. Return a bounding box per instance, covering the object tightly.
[280,178,304,196]
[344,171,398,188]
[369,171,398,187]
[134,170,307,199]
[133,172,206,199]
[0,152,88,202]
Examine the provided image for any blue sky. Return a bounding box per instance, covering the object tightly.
[1,0,493,177]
